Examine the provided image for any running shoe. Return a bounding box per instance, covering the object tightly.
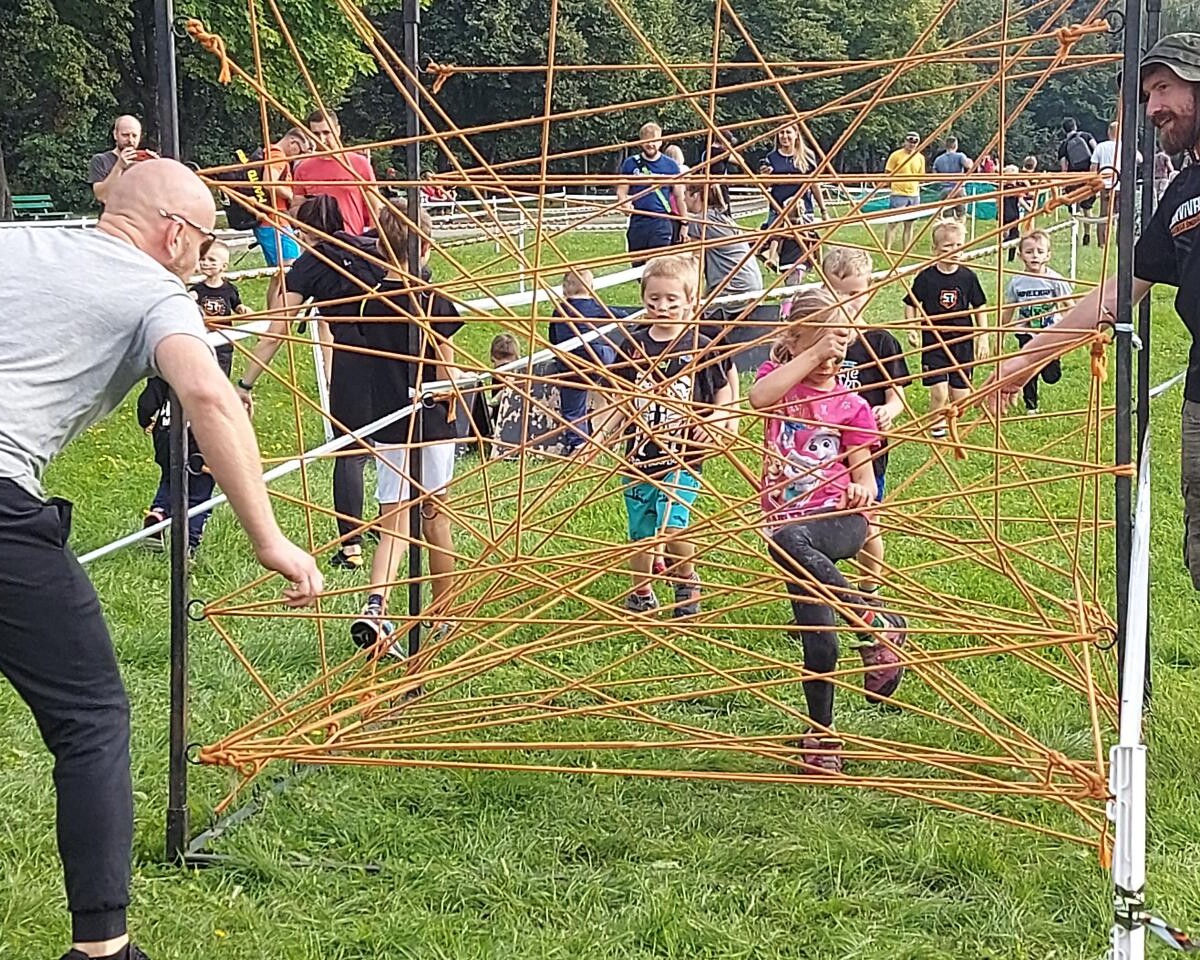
[797,735,844,775]
[351,603,402,659]
[858,610,908,703]
[143,509,166,552]
[625,591,660,615]
[60,947,151,960]
[330,548,364,571]
[672,574,701,619]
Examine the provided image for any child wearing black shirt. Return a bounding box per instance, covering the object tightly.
[903,220,988,439]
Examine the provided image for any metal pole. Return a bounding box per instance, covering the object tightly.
[156,0,189,864]
[1113,0,1141,700]
[1137,0,1161,705]
[403,0,424,658]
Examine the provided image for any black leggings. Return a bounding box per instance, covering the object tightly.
[769,513,869,728]
[333,450,370,547]
[0,480,131,941]
[1014,332,1063,408]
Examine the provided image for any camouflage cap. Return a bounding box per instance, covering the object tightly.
[1138,33,1200,99]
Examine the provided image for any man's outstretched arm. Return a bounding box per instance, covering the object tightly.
[155,333,323,607]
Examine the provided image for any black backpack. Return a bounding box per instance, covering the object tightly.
[1064,132,1094,171]
[211,148,269,231]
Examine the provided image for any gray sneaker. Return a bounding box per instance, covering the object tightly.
[625,591,660,615]
[672,575,701,618]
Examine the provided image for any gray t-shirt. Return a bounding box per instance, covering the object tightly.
[88,151,119,185]
[1004,269,1074,330]
[0,229,208,497]
[689,210,764,297]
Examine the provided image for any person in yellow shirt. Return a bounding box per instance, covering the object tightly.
[882,132,926,252]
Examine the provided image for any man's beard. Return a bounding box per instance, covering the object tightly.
[1154,89,1200,155]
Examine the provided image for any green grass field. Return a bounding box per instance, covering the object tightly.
[2,219,1199,960]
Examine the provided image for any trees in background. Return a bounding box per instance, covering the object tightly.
[0,0,1121,214]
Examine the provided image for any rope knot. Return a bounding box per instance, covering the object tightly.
[945,404,967,460]
[1090,337,1108,382]
[185,19,233,84]
[1055,20,1110,55]
[425,60,456,94]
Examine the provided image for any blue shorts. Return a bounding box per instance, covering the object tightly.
[623,470,701,541]
[889,194,919,209]
[254,225,301,266]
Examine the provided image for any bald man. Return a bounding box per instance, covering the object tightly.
[89,115,158,208]
[0,159,323,960]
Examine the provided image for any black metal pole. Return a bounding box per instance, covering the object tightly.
[156,0,189,864]
[1137,0,1160,704]
[403,0,424,658]
[1114,0,1142,697]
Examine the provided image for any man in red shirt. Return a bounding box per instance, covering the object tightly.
[292,110,378,235]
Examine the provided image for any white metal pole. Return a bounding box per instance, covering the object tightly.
[308,312,334,443]
[519,211,528,294]
[1109,446,1149,960]
[1070,215,1079,282]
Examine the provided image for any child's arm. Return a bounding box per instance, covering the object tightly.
[749,335,844,410]
[842,447,875,509]
[236,304,253,316]
[905,302,922,347]
[874,385,905,431]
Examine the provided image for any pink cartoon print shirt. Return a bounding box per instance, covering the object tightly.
[757,361,878,528]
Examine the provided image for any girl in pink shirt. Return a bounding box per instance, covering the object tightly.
[749,288,907,774]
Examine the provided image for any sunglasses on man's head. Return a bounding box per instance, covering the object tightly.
[159,208,217,256]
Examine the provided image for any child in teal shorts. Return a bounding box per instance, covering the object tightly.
[594,254,739,617]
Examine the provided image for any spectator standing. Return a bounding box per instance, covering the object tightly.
[292,109,379,236]
[88,115,157,208]
[615,122,684,265]
[882,132,926,251]
[1056,116,1098,245]
[931,136,973,218]
[1091,120,1143,247]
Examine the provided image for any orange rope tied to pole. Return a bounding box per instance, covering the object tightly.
[426,60,456,93]
[1040,177,1105,218]
[945,404,968,461]
[1055,20,1110,56]
[1091,337,1109,382]
[186,19,233,84]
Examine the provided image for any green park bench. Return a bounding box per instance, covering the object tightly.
[12,194,72,220]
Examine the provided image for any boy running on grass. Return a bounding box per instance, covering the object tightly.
[904,219,988,439]
[349,202,463,657]
[820,246,910,593]
[1001,230,1075,414]
[593,254,739,617]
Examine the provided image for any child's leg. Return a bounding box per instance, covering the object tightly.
[769,514,870,729]
[859,522,884,591]
[333,449,369,553]
[928,381,949,423]
[186,468,216,549]
[418,442,457,613]
[659,470,701,580]
[556,380,590,451]
[623,480,657,595]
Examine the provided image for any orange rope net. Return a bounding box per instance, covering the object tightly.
[181,0,1127,856]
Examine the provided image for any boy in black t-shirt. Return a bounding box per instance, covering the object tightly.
[592,254,739,618]
[192,240,252,373]
[349,203,464,658]
[137,240,247,554]
[820,246,910,592]
[904,220,988,439]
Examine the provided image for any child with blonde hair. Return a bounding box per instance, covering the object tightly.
[594,254,739,617]
[820,246,909,592]
[903,220,988,438]
[750,287,907,774]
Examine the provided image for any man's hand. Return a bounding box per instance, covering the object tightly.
[235,383,254,418]
[982,353,1034,413]
[118,147,141,169]
[840,482,874,510]
[255,537,324,607]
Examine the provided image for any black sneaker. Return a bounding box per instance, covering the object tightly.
[143,510,166,552]
[60,946,151,960]
[329,548,364,571]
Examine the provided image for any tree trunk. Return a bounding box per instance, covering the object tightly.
[0,145,12,221]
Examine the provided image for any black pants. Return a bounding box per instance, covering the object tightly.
[1014,332,1062,409]
[334,450,370,547]
[769,513,869,728]
[0,479,131,941]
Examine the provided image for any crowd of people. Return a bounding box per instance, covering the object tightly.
[2,32,1198,960]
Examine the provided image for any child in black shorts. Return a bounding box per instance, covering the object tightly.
[904,220,987,439]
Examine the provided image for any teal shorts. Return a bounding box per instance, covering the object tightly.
[623,470,701,541]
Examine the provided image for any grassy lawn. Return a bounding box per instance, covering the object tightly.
[2,218,1198,959]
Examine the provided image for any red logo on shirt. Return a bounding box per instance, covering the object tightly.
[939,289,959,310]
